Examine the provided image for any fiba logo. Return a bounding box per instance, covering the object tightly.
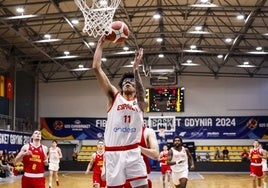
[53,120,64,130]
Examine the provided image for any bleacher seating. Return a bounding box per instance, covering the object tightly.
[77,145,97,162]
[195,145,252,162]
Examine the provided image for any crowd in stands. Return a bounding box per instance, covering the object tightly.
[196,146,252,162]
[0,149,24,179]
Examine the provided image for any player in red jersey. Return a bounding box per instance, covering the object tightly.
[85,140,106,188]
[159,145,171,188]
[14,130,48,188]
[249,140,265,188]
[124,126,159,188]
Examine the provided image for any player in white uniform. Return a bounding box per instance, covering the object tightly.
[48,140,62,188]
[260,144,268,188]
[92,35,148,188]
[167,136,194,188]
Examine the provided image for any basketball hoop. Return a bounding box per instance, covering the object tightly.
[75,0,121,38]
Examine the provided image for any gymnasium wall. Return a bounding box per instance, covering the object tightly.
[38,76,268,146]
[38,76,268,117]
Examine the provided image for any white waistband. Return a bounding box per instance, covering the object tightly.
[251,163,262,166]
[24,172,44,178]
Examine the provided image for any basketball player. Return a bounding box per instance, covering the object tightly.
[260,144,268,188]
[14,130,48,188]
[159,145,171,188]
[85,140,106,188]
[93,34,148,188]
[48,140,62,188]
[249,140,265,188]
[124,126,160,188]
[167,136,194,188]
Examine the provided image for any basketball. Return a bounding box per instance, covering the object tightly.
[106,21,129,43]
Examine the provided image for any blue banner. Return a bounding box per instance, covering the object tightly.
[0,130,31,152]
[40,116,268,140]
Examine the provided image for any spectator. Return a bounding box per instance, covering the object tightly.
[0,152,14,177]
[214,147,221,159]
[222,147,229,160]
[205,152,211,162]
[72,146,78,161]
[240,149,249,162]
[196,155,201,162]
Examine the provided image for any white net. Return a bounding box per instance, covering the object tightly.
[75,0,121,38]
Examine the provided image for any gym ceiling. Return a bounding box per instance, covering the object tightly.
[0,0,267,83]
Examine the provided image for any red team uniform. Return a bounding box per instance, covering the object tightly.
[250,147,264,178]
[159,150,171,175]
[22,143,46,188]
[92,151,106,187]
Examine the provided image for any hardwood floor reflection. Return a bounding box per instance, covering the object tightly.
[0,172,253,188]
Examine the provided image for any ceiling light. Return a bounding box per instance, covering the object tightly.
[3,14,38,19]
[44,34,51,39]
[156,38,163,42]
[101,58,107,62]
[256,46,262,51]
[188,31,212,34]
[181,60,200,66]
[190,45,197,49]
[64,51,70,56]
[225,38,232,43]
[217,54,223,59]
[33,39,61,43]
[123,46,129,51]
[237,62,256,68]
[247,51,268,55]
[114,51,135,55]
[183,49,206,53]
[236,14,245,20]
[158,54,164,58]
[153,13,161,19]
[189,3,219,7]
[88,42,95,46]
[16,7,25,14]
[78,64,84,68]
[150,68,175,73]
[71,67,91,71]
[54,55,78,59]
[195,26,203,31]
[71,19,79,25]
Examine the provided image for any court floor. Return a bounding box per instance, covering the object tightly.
[0,171,253,188]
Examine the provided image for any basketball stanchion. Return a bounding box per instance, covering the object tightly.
[74,0,121,38]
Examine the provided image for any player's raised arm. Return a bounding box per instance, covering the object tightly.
[92,35,118,106]
[133,48,147,111]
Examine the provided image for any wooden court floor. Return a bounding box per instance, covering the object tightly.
[0,172,253,188]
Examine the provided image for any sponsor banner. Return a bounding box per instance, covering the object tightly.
[0,130,31,152]
[40,117,106,140]
[40,116,268,140]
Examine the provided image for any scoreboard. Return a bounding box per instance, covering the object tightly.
[146,87,184,112]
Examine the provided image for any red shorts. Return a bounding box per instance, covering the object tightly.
[161,164,171,175]
[124,179,152,188]
[250,164,263,178]
[93,173,106,188]
[22,176,45,188]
